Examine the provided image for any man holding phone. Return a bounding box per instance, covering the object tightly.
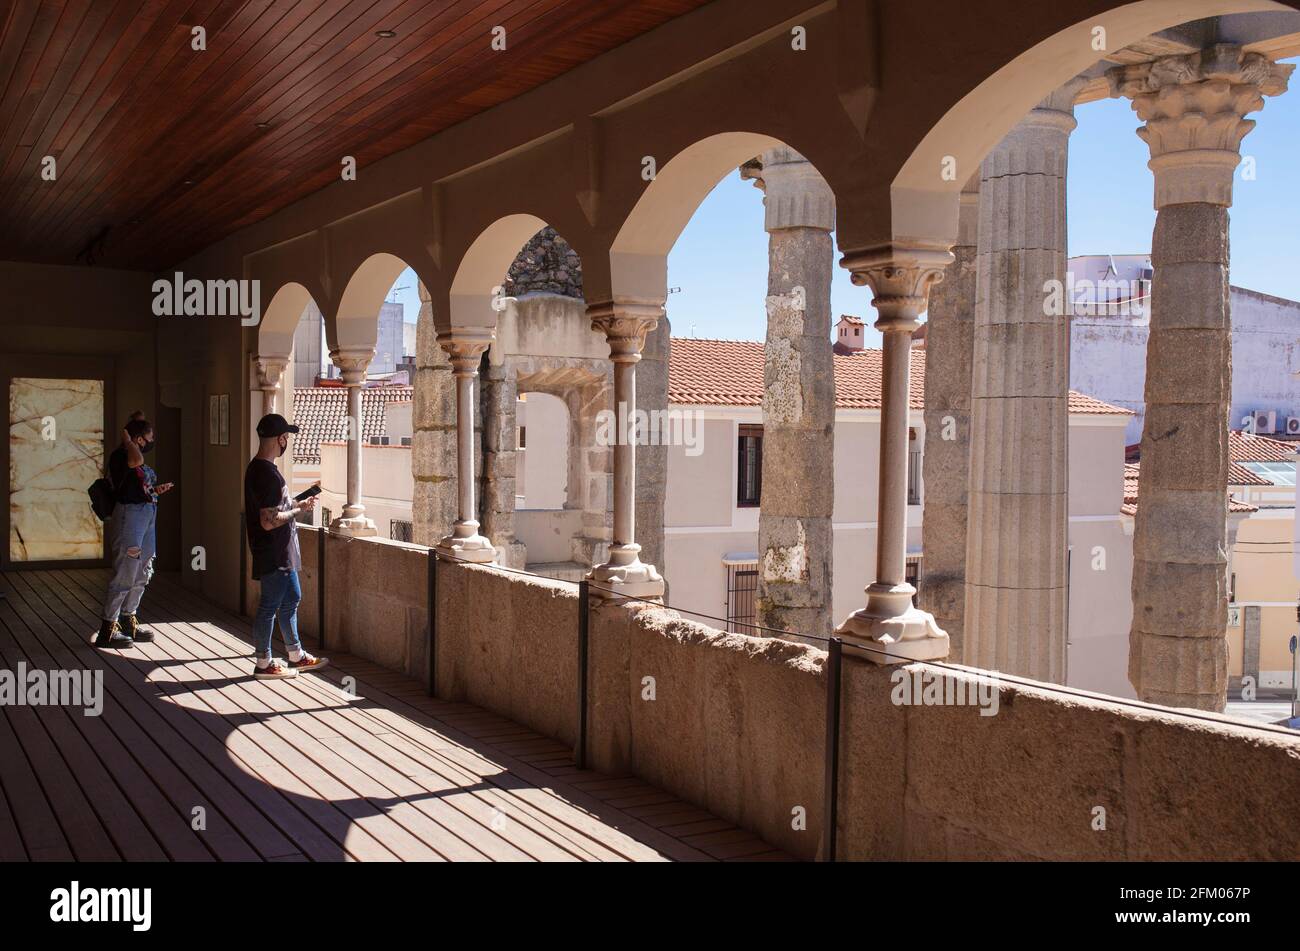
[245,413,328,679]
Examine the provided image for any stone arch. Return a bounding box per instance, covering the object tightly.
[332,252,410,357]
[257,281,316,362]
[605,131,787,302]
[447,214,550,332]
[890,0,1288,247]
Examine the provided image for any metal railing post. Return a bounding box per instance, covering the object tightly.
[821,635,843,862]
[238,511,247,616]
[317,526,326,651]
[427,549,438,697]
[576,579,590,769]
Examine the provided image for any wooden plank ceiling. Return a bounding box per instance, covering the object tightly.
[0,0,712,270]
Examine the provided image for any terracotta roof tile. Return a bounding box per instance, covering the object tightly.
[1122,461,1257,516]
[1228,462,1272,486]
[667,338,1131,415]
[290,385,412,465]
[1228,429,1297,462]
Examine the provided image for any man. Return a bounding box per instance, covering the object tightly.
[97,418,174,647]
[245,413,328,679]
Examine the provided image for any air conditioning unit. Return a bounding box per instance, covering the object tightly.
[1287,416,1300,436]
[1252,410,1277,434]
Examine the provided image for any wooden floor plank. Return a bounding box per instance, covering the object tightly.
[0,628,167,860]
[47,572,429,861]
[0,567,789,863]
[18,571,333,861]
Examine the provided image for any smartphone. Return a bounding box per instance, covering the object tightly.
[293,484,321,503]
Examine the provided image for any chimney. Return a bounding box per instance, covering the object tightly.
[834,314,865,354]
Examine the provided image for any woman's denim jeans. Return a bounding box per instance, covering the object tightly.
[103,502,156,621]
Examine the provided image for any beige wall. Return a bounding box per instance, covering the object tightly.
[662,404,1135,688]
[320,441,415,539]
[1233,510,1300,688]
[518,392,568,510]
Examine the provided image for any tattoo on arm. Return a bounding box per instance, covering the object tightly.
[259,505,294,531]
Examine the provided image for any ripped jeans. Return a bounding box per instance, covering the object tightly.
[103,502,157,622]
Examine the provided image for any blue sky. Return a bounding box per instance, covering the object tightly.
[390,57,1300,350]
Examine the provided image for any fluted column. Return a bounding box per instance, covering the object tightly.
[587,299,665,600]
[436,329,497,563]
[255,355,287,416]
[741,147,836,636]
[919,176,978,659]
[965,80,1080,682]
[835,245,951,662]
[1110,45,1292,710]
[329,347,377,537]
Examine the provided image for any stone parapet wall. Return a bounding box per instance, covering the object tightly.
[322,534,1300,861]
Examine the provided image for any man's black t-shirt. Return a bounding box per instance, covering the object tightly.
[108,446,156,504]
[244,459,300,579]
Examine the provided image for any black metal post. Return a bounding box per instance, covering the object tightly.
[427,550,438,697]
[317,526,326,651]
[576,579,590,769]
[821,635,843,862]
[238,511,247,616]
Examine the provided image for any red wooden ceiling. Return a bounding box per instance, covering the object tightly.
[0,0,712,269]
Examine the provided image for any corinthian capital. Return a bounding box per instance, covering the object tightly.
[329,347,374,385]
[255,355,288,391]
[437,327,494,376]
[1109,44,1293,207]
[841,244,953,333]
[587,299,662,363]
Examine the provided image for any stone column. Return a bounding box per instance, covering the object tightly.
[412,282,458,548]
[919,176,978,659]
[741,148,836,636]
[635,317,670,579]
[255,356,287,416]
[480,347,526,568]
[436,329,497,562]
[1110,45,1291,710]
[587,299,665,600]
[964,81,1080,682]
[835,246,951,662]
[329,347,377,536]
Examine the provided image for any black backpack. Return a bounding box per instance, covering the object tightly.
[88,460,118,521]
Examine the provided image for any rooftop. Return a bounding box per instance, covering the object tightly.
[1123,463,1258,517]
[668,338,1131,415]
[292,385,412,466]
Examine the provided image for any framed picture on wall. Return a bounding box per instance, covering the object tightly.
[209,394,230,446]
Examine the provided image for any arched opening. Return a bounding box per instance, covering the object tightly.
[426,217,611,573]
[607,132,849,638]
[897,3,1300,714]
[299,259,418,538]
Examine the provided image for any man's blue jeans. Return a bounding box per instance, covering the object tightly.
[253,569,302,660]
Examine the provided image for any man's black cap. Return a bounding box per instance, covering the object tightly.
[256,413,299,438]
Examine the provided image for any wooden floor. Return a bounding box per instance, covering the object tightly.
[0,568,786,862]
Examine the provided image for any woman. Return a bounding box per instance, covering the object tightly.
[96,418,174,648]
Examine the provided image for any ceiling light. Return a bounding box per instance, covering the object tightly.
[375,29,396,38]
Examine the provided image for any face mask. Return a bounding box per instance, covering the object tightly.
[140,438,155,454]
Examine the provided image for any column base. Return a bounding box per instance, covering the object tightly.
[835,582,949,664]
[437,520,497,564]
[587,544,664,600]
[330,515,377,537]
